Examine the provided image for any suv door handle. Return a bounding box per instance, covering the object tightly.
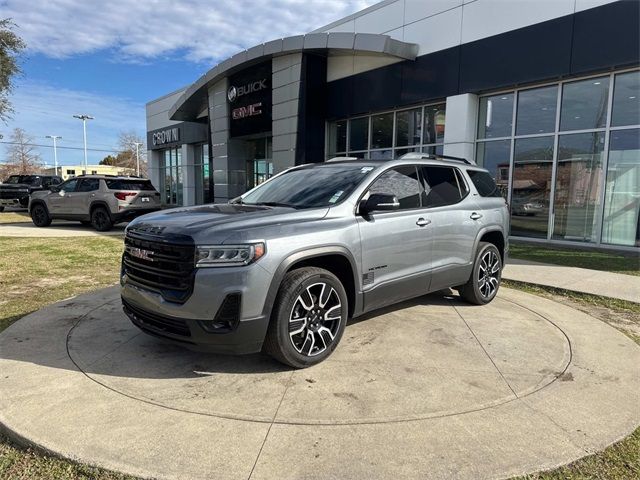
[416,218,431,227]
[470,212,483,220]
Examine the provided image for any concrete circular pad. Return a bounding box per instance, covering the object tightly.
[1,287,638,480]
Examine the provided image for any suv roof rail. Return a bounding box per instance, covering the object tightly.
[399,152,474,165]
[326,156,362,162]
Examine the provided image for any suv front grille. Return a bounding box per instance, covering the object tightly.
[123,232,196,303]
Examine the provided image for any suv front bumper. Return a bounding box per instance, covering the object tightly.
[121,263,274,354]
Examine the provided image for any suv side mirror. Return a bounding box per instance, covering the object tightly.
[360,193,400,215]
[50,185,60,193]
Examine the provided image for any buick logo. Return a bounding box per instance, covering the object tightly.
[128,247,154,262]
[227,86,238,103]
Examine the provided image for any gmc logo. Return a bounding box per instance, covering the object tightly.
[232,102,263,120]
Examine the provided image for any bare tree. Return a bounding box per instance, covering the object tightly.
[2,128,42,176]
[0,19,26,123]
[115,131,147,177]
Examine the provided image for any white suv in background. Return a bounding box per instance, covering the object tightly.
[29,175,161,231]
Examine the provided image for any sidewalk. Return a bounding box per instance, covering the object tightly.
[503,257,640,304]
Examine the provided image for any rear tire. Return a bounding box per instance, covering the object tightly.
[0,206,4,212]
[19,198,29,208]
[31,204,52,227]
[91,207,113,232]
[459,242,502,305]
[263,267,348,368]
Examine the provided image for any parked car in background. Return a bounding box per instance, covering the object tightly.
[29,175,161,231]
[511,197,545,216]
[121,153,509,368]
[0,174,62,211]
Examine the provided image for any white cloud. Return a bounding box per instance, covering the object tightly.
[2,0,378,63]
[2,80,145,167]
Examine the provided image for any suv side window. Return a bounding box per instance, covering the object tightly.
[467,170,503,197]
[77,178,100,192]
[421,166,467,208]
[59,179,79,193]
[367,166,421,210]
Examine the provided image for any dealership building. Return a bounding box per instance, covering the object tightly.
[146,0,639,249]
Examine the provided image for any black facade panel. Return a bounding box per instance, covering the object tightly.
[459,16,574,93]
[228,61,272,138]
[296,54,328,164]
[571,0,640,75]
[327,76,353,119]
[400,47,460,105]
[350,63,403,114]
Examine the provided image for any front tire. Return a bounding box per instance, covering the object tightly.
[31,204,52,227]
[91,207,113,232]
[459,242,502,305]
[263,267,348,368]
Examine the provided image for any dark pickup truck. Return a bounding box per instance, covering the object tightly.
[0,175,63,211]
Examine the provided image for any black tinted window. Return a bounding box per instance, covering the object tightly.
[368,166,421,210]
[468,170,502,197]
[106,180,155,191]
[77,178,100,192]
[422,166,465,207]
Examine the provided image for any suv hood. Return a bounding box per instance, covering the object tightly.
[127,203,329,243]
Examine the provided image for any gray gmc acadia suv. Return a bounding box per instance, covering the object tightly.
[121,153,509,368]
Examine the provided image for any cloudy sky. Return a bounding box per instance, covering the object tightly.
[1,0,375,167]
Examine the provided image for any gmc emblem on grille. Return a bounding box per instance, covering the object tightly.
[128,247,154,261]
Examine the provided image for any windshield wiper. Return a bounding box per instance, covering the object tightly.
[250,201,299,209]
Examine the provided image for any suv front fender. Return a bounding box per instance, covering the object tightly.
[260,246,361,321]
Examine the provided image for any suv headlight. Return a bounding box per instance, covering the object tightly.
[195,243,265,268]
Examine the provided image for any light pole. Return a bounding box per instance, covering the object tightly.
[45,135,62,176]
[132,142,143,177]
[73,114,94,174]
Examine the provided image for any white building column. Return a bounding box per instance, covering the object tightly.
[443,93,479,163]
[182,143,196,206]
[148,149,162,192]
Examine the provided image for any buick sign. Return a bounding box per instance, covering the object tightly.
[227,79,267,103]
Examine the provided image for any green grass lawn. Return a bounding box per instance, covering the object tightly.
[0,211,31,224]
[509,242,640,276]
[0,236,638,479]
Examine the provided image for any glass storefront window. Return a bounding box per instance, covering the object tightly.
[560,76,610,131]
[246,137,273,189]
[612,71,640,127]
[327,121,347,155]
[349,117,369,151]
[478,94,513,139]
[602,129,640,246]
[371,112,393,149]
[552,132,605,242]
[476,140,511,198]
[424,103,446,144]
[327,102,445,160]
[511,137,554,239]
[395,108,422,147]
[516,86,558,135]
[160,147,183,206]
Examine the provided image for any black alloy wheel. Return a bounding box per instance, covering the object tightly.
[31,204,52,227]
[91,207,113,232]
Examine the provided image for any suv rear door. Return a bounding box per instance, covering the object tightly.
[419,165,478,291]
[357,165,433,312]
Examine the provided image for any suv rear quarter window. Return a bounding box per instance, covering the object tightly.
[467,170,503,197]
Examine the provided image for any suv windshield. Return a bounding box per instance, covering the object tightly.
[5,175,39,185]
[239,164,375,209]
[106,179,155,191]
